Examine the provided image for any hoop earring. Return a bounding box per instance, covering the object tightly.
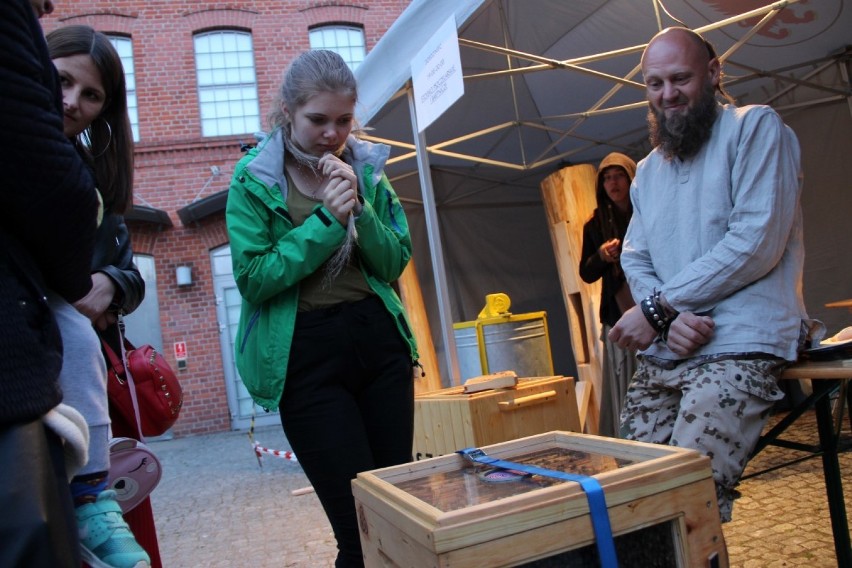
[90,117,113,158]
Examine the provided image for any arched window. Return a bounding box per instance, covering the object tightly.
[309,25,366,70]
[193,30,260,137]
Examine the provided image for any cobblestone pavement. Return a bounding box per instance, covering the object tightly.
[149,409,852,567]
[150,425,337,567]
[723,407,852,568]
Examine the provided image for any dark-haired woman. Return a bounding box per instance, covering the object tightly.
[47,25,152,568]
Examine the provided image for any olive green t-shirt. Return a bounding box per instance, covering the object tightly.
[285,171,374,311]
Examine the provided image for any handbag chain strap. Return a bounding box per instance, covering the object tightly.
[116,318,146,443]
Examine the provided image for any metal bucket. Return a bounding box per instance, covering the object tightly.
[453,313,553,381]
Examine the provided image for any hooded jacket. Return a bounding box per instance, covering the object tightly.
[226,129,418,410]
[578,152,636,327]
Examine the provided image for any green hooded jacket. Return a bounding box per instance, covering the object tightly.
[225,129,418,410]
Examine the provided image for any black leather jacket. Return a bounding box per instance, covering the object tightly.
[95,213,145,353]
[95,213,144,314]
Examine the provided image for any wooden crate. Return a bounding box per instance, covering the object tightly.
[353,431,727,567]
[413,376,580,460]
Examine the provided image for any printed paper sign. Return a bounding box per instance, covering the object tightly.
[411,16,464,132]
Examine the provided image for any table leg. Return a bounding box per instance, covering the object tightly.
[813,381,852,567]
[846,383,852,432]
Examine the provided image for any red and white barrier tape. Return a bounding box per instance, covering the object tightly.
[252,441,298,463]
[247,412,299,469]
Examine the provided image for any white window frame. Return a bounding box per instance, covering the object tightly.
[106,35,139,142]
[309,25,366,70]
[193,30,260,137]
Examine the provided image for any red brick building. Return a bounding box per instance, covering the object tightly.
[42,1,411,436]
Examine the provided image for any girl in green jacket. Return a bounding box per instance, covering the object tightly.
[226,50,418,568]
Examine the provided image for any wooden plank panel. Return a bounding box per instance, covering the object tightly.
[575,364,601,434]
[398,259,443,393]
[541,164,608,435]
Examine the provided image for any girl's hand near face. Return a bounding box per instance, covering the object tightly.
[322,176,358,225]
[319,154,361,223]
[319,153,357,190]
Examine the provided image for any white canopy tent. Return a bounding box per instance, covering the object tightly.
[355,0,852,387]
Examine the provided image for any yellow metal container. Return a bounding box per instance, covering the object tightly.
[453,294,554,382]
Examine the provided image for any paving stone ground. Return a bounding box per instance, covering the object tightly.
[149,407,852,567]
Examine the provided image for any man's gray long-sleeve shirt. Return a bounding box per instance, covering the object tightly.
[622,103,815,362]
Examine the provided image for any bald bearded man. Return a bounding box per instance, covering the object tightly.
[610,27,822,522]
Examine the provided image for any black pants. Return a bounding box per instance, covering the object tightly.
[280,296,414,568]
[0,419,80,568]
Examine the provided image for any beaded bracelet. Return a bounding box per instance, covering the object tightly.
[640,289,677,340]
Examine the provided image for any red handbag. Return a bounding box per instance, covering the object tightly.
[103,337,184,437]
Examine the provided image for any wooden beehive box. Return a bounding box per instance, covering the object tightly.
[413,376,580,460]
[353,431,727,567]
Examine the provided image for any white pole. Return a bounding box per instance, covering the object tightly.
[407,88,461,386]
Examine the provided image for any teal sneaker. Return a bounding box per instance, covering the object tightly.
[76,490,151,568]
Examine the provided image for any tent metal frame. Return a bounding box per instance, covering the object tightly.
[357,0,851,385]
[362,0,850,174]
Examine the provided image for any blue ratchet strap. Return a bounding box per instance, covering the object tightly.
[457,447,618,568]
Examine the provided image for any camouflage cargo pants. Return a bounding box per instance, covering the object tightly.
[619,356,786,522]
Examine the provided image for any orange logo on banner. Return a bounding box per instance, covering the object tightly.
[174,342,187,360]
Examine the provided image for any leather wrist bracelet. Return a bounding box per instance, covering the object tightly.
[640,289,676,340]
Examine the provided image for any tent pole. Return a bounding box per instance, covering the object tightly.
[407,88,462,386]
[839,54,852,122]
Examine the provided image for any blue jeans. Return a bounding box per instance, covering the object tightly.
[279,296,414,568]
